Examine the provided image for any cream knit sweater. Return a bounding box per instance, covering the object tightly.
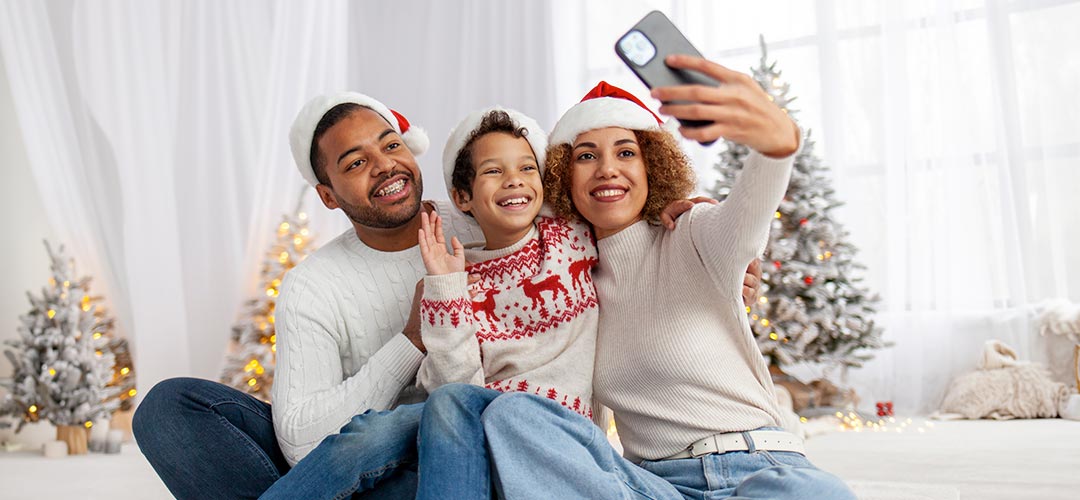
[591,150,795,463]
[271,200,482,466]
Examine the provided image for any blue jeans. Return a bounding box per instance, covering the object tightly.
[259,403,422,499]
[416,383,502,500]
[133,378,415,500]
[482,392,857,500]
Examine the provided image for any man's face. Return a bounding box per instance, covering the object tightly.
[315,107,423,229]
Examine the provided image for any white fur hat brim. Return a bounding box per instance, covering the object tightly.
[289,91,429,187]
[548,97,663,147]
[442,107,548,203]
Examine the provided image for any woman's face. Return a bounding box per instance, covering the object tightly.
[568,127,648,239]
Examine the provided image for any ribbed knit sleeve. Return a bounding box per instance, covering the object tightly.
[272,270,423,466]
[416,272,484,391]
[689,150,795,292]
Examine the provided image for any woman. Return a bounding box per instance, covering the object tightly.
[480,56,856,500]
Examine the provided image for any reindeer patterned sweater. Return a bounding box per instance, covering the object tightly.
[418,216,599,418]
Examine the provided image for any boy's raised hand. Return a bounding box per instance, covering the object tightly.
[418,211,465,276]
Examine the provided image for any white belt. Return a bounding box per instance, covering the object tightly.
[661,430,805,460]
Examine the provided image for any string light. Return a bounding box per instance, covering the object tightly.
[769,332,779,341]
[248,378,257,387]
[759,296,768,304]
[128,389,137,397]
[774,211,782,219]
[745,306,752,313]
[63,281,70,288]
[47,309,56,319]
[279,222,290,232]
[298,212,308,220]
[48,368,56,376]
[84,421,93,429]
[93,332,102,340]
[28,405,37,413]
[761,319,770,327]
[120,367,130,375]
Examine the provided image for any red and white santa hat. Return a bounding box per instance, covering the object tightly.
[289,91,430,187]
[548,81,667,147]
[442,106,548,200]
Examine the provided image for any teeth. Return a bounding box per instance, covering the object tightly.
[593,189,626,198]
[498,197,530,207]
[375,179,405,197]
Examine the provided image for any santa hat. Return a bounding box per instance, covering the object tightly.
[548,81,667,147]
[289,91,430,187]
[442,107,548,201]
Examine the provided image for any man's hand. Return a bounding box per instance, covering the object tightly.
[742,258,763,307]
[652,55,799,158]
[403,279,426,353]
[660,196,719,230]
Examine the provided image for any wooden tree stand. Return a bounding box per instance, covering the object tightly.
[56,425,89,455]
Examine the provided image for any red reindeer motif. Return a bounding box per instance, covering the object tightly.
[568,257,597,295]
[472,287,500,328]
[521,274,568,311]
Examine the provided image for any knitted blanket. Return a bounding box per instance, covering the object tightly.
[938,340,1071,419]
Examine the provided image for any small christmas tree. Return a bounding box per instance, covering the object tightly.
[710,36,888,370]
[1,241,127,436]
[220,188,317,400]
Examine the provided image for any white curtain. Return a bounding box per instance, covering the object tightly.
[553,0,1080,412]
[0,0,559,397]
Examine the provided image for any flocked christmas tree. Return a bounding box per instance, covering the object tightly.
[220,188,317,400]
[1,241,136,435]
[710,36,888,369]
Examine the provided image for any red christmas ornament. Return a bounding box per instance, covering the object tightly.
[804,276,814,285]
[875,401,894,417]
[799,218,809,226]
[773,260,782,270]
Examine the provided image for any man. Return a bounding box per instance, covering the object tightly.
[133,91,764,499]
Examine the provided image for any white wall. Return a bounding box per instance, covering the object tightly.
[0,50,58,379]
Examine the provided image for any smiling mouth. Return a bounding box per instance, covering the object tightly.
[590,186,628,201]
[497,196,532,208]
[374,178,407,198]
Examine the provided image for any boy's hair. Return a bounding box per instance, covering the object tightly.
[451,110,531,200]
[542,129,695,224]
[310,102,366,186]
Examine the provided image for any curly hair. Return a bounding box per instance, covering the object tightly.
[542,129,695,225]
[452,110,530,199]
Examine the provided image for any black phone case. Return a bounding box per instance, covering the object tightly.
[615,11,720,142]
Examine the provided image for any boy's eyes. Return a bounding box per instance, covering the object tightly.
[522,165,538,172]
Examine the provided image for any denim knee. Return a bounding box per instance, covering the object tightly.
[133,377,200,440]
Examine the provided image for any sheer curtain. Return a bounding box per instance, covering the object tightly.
[552,0,1080,412]
[0,0,559,398]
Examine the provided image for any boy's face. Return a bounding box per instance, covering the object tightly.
[454,132,543,249]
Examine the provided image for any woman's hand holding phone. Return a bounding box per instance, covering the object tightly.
[651,54,799,158]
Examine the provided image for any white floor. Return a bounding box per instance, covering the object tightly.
[1,419,1077,499]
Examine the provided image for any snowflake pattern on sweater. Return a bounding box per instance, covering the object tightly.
[419,216,598,418]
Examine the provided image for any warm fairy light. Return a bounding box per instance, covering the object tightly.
[82,305,91,311]
[47,309,56,319]
[269,334,276,343]
[751,314,760,321]
[271,344,277,352]
[817,254,824,260]
[255,366,265,375]
[93,332,102,340]
[298,212,308,220]
[266,289,275,297]
[63,281,70,288]
[761,319,771,327]
[769,332,779,340]
[300,228,310,236]
[278,252,289,263]
[28,405,38,413]
[293,237,303,246]
[268,315,275,324]
[120,367,130,375]
[607,420,617,437]
[279,222,290,232]
[128,389,137,397]
[759,296,768,304]
[745,306,751,313]
[248,378,257,387]
[825,251,833,258]
[95,350,103,357]
[799,416,808,423]
[48,368,56,376]
[84,421,93,429]
[774,211,781,219]
[49,278,57,286]
[271,279,282,288]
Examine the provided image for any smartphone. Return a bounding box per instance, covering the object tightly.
[615,10,719,145]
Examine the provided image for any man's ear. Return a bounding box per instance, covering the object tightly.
[316,183,339,210]
[451,188,472,214]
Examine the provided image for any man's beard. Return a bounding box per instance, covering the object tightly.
[337,171,423,229]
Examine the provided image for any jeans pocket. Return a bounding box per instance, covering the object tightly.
[755,450,812,468]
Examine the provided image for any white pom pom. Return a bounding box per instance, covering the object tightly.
[403,127,430,156]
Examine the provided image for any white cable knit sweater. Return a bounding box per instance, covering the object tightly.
[271,200,482,466]
[591,150,795,463]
